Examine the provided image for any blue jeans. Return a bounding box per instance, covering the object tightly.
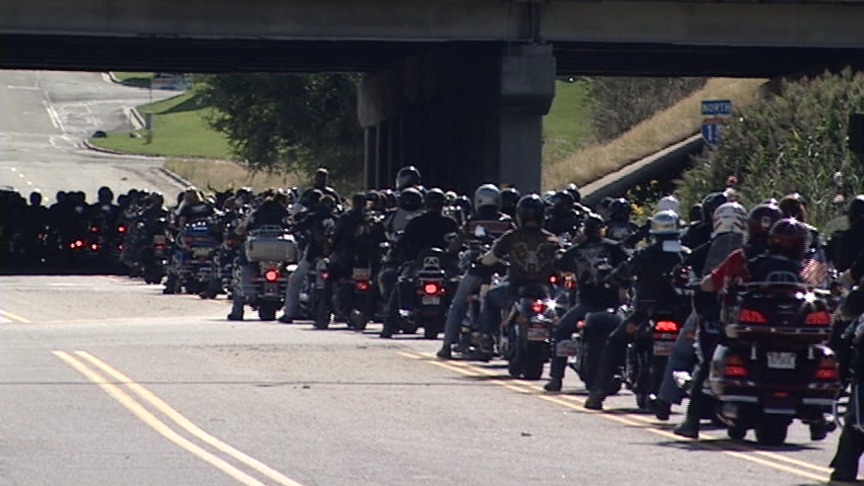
[657,311,698,405]
[283,259,311,317]
[478,284,511,335]
[548,304,591,380]
[441,273,483,347]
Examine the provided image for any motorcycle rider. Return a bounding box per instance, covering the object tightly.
[622,195,681,248]
[377,187,426,319]
[473,194,561,355]
[279,191,337,323]
[381,188,460,338]
[500,187,521,219]
[228,190,292,321]
[395,166,423,192]
[584,210,691,411]
[543,191,584,238]
[544,213,630,391]
[827,195,864,274]
[604,198,639,244]
[299,167,342,205]
[682,192,728,250]
[436,184,515,359]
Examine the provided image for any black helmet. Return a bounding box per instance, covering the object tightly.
[516,194,546,227]
[564,183,581,203]
[582,212,606,238]
[551,191,575,212]
[608,198,631,222]
[689,203,703,224]
[395,166,421,191]
[747,203,783,242]
[847,195,864,228]
[398,187,423,212]
[701,192,728,222]
[500,187,521,214]
[425,188,446,211]
[768,218,809,260]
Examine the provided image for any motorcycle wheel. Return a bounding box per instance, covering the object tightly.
[522,344,546,380]
[258,303,278,321]
[755,416,789,446]
[727,425,747,441]
[422,320,440,340]
[349,310,368,331]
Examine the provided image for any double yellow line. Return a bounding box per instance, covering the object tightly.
[53,350,305,486]
[0,309,31,323]
[398,351,832,482]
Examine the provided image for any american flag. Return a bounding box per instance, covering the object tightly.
[801,254,830,287]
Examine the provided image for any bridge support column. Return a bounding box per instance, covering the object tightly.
[358,44,554,194]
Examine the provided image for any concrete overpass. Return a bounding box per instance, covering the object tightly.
[4,0,864,192]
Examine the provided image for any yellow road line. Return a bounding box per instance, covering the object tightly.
[73,351,305,486]
[0,309,31,323]
[404,351,830,482]
[52,351,271,486]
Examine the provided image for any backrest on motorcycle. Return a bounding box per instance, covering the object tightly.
[415,247,446,270]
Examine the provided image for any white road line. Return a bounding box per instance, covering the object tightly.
[43,101,64,132]
[0,317,11,324]
[7,85,40,90]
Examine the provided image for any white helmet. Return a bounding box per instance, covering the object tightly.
[712,202,748,235]
[656,195,680,215]
[649,210,680,235]
[473,184,500,209]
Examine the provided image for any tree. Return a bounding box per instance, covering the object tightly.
[195,73,364,189]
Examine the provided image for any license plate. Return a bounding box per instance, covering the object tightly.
[193,248,211,257]
[153,235,166,245]
[353,268,371,280]
[422,296,440,305]
[767,351,796,369]
[653,341,674,356]
[527,326,550,341]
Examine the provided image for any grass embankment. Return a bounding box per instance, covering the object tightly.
[111,72,153,88]
[543,79,594,164]
[542,78,767,190]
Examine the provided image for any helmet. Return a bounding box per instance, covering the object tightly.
[425,188,447,211]
[395,166,421,190]
[500,187,521,214]
[98,185,114,203]
[319,195,337,213]
[551,191,575,212]
[778,193,807,221]
[543,191,557,206]
[398,187,423,212]
[768,218,809,259]
[474,184,501,209]
[649,210,680,235]
[701,192,729,222]
[656,195,680,215]
[582,212,606,238]
[608,198,632,222]
[689,204,703,224]
[516,194,546,227]
[712,202,748,235]
[848,195,864,227]
[746,203,784,241]
[564,183,582,203]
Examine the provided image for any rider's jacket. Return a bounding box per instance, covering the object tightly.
[294,209,336,263]
[606,238,690,311]
[331,208,386,264]
[395,211,460,264]
[606,220,639,243]
[827,223,864,273]
[246,200,289,230]
[383,208,424,236]
[555,236,629,310]
[487,226,560,291]
[681,221,713,250]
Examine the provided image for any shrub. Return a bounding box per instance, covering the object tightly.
[678,68,864,230]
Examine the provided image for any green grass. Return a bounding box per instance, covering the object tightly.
[88,92,233,159]
[543,78,594,165]
[112,72,153,88]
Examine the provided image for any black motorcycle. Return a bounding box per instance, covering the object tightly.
[500,282,558,380]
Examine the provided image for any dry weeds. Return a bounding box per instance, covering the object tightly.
[164,158,306,192]
[542,78,767,190]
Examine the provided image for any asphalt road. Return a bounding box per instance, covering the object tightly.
[0,71,849,486]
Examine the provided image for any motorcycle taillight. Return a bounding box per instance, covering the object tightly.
[805,311,831,325]
[117,225,127,234]
[738,308,767,323]
[320,271,330,280]
[653,319,679,332]
[264,270,279,282]
[815,358,838,380]
[722,355,747,377]
[549,275,559,285]
[74,239,84,248]
[423,282,440,295]
[530,300,546,314]
[564,278,576,290]
[90,226,99,233]
[90,243,99,251]
[355,280,370,291]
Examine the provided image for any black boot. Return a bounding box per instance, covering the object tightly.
[673,399,701,439]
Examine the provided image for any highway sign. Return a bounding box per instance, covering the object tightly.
[702,121,720,147]
[701,99,732,117]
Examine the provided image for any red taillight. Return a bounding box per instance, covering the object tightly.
[75,239,84,248]
[154,244,165,250]
[815,358,838,380]
[355,280,370,291]
[772,391,789,398]
[654,320,680,332]
[320,271,330,280]
[90,243,99,251]
[423,282,440,295]
[738,308,767,323]
[264,270,279,282]
[576,319,585,329]
[723,355,747,377]
[90,226,99,233]
[805,311,831,326]
[117,225,127,234]
[530,300,546,314]
[564,278,576,290]
[549,275,559,285]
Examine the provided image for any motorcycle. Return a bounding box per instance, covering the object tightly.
[166,220,220,295]
[242,225,298,321]
[325,260,377,331]
[394,248,458,339]
[625,306,683,410]
[708,282,840,445]
[562,307,625,393]
[500,282,558,380]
